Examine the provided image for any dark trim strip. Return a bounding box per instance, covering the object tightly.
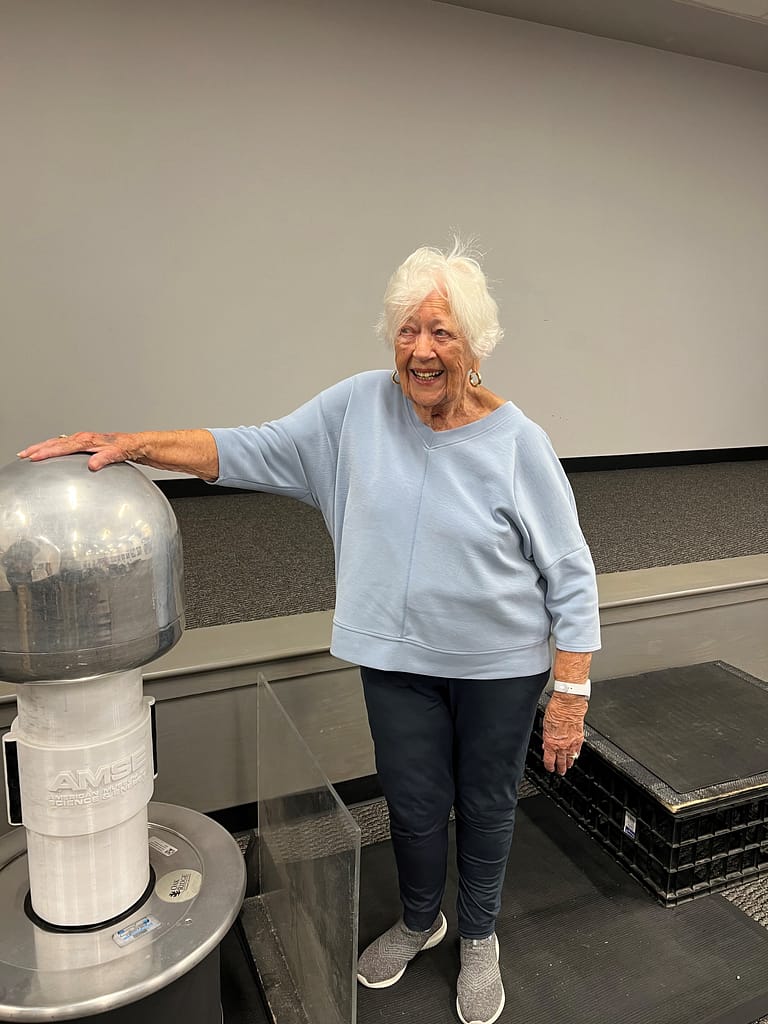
[158,479,251,498]
[206,775,384,835]
[157,446,767,497]
[208,801,258,834]
[335,774,384,807]
[561,446,768,474]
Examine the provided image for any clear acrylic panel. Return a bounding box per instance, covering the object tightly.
[256,675,361,1024]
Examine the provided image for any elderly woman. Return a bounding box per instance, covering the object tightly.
[20,242,599,1024]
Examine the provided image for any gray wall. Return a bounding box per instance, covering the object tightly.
[2,0,767,460]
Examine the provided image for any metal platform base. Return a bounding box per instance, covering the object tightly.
[0,802,246,1022]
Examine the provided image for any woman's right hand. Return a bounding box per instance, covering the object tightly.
[17,432,139,472]
[17,428,220,480]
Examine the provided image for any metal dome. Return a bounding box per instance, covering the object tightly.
[0,455,184,682]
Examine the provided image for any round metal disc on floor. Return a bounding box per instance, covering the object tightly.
[0,802,246,1021]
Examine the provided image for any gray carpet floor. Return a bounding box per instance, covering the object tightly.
[244,786,768,1024]
[170,460,768,630]
[570,461,768,573]
[348,789,768,1024]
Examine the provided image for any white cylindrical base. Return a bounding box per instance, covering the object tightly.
[9,670,154,927]
[26,809,150,926]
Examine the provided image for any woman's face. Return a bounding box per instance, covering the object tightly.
[394,291,476,422]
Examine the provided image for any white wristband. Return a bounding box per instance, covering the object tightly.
[553,678,591,698]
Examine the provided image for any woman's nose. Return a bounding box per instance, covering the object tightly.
[413,331,434,358]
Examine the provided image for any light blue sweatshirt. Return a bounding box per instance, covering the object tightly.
[210,370,600,679]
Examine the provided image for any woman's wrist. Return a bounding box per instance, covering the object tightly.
[553,649,593,686]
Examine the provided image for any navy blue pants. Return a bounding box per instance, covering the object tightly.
[361,666,549,939]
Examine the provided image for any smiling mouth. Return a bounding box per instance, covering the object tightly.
[410,369,443,381]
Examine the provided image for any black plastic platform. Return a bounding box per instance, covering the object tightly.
[357,796,768,1024]
[586,662,768,792]
[527,661,768,905]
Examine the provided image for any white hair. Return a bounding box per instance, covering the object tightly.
[376,239,503,359]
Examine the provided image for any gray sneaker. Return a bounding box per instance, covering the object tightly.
[456,934,505,1024]
[357,911,447,988]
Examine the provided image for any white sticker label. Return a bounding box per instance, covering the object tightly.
[156,869,202,903]
[113,915,161,947]
[623,811,637,839]
[149,836,179,857]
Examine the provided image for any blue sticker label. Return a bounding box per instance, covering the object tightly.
[113,915,161,947]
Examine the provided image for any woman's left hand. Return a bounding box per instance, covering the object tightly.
[542,693,588,775]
